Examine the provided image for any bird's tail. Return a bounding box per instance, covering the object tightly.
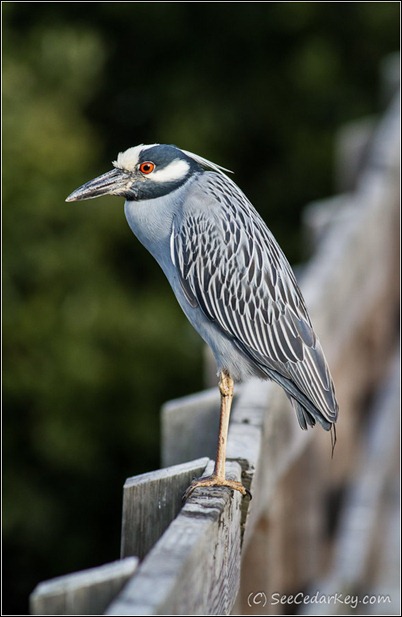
[239,345,339,446]
[259,361,338,432]
[290,396,337,454]
[290,397,329,430]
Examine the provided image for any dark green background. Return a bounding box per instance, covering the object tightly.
[3,3,399,614]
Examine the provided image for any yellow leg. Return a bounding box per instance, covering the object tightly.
[184,371,249,499]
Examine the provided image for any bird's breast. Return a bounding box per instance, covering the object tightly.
[124,196,173,263]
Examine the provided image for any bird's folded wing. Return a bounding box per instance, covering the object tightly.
[171,173,338,423]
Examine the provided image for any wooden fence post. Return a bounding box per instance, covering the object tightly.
[30,559,138,616]
[107,461,244,615]
[120,457,209,560]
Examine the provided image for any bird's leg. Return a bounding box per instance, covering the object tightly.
[184,370,248,499]
[213,371,235,479]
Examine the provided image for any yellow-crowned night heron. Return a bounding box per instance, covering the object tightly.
[66,144,338,498]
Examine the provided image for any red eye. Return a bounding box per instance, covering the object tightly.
[139,162,155,174]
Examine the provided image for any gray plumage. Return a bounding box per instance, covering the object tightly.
[67,143,338,435]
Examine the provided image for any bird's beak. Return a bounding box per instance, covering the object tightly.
[65,168,133,202]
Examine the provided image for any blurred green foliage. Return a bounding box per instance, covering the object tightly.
[3,3,399,613]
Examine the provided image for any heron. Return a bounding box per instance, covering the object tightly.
[66,143,338,498]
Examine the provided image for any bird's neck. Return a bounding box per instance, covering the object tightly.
[124,184,186,269]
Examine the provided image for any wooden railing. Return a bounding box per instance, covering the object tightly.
[30,66,399,616]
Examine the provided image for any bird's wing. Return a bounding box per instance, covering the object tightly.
[172,172,338,426]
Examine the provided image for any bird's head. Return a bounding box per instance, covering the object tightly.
[66,144,231,203]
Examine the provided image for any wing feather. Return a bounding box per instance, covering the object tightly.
[172,172,338,426]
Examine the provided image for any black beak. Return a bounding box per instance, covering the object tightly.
[66,168,132,202]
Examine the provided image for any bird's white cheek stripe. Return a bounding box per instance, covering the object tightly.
[152,159,190,183]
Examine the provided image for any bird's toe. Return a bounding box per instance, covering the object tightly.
[183,474,251,501]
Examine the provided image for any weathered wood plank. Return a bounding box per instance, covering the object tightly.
[30,558,138,616]
[228,378,312,536]
[236,440,324,616]
[108,461,243,616]
[331,350,400,588]
[300,348,400,615]
[121,457,209,560]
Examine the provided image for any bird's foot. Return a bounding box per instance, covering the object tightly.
[183,474,251,501]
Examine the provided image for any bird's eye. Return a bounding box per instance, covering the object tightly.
[139,162,155,175]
